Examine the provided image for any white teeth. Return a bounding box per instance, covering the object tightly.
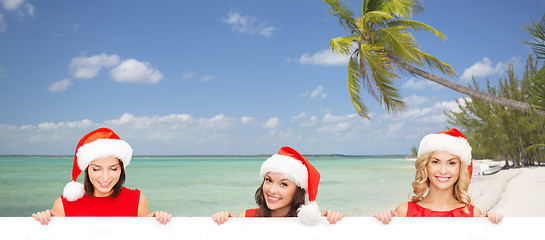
[436,177,449,182]
[268,196,280,201]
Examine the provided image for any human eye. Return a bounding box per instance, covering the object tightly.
[265,177,272,183]
[92,167,100,172]
[448,161,457,166]
[431,160,439,164]
[280,182,289,187]
[110,167,119,171]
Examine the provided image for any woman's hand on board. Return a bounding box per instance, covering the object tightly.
[374,210,397,224]
[32,209,56,225]
[321,209,345,224]
[148,211,173,225]
[482,211,503,224]
[212,211,235,225]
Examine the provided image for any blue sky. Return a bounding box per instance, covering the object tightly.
[0,0,543,155]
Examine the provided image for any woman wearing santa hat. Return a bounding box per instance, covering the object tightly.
[212,146,344,225]
[32,128,172,225]
[374,128,503,224]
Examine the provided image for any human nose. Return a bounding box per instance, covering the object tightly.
[439,163,448,173]
[269,184,279,194]
[100,169,109,180]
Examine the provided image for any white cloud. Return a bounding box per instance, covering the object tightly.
[402,94,429,107]
[110,59,163,84]
[263,117,279,129]
[0,66,6,78]
[402,78,441,91]
[298,49,349,66]
[223,10,276,37]
[0,14,5,32]
[200,75,215,82]
[310,85,327,100]
[1,0,25,10]
[48,79,73,92]
[0,0,34,32]
[241,116,254,124]
[198,114,236,129]
[385,122,405,137]
[459,57,519,81]
[291,112,318,127]
[68,53,120,79]
[181,72,196,79]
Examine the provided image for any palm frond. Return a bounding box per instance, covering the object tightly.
[524,144,545,153]
[414,49,458,77]
[347,56,370,119]
[380,0,423,19]
[386,19,447,40]
[330,36,358,55]
[359,42,402,109]
[522,15,545,60]
[363,10,394,24]
[324,0,359,34]
[376,26,420,64]
[363,0,383,13]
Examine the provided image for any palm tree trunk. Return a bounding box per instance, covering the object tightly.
[387,56,545,117]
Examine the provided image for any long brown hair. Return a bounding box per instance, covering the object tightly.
[410,152,472,214]
[254,180,306,217]
[84,158,126,198]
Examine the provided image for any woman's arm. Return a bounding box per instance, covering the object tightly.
[52,197,65,216]
[137,193,150,217]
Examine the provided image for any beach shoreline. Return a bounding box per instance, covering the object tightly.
[469,161,545,217]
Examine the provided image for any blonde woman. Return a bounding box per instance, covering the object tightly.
[374,128,502,224]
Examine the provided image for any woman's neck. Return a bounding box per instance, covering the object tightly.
[270,207,291,217]
[419,187,462,211]
[93,189,114,197]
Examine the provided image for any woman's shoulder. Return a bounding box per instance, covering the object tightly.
[472,205,482,217]
[395,202,409,217]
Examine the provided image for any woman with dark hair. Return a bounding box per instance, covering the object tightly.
[212,146,344,225]
[32,128,172,225]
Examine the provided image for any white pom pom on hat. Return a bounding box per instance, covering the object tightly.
[63,128,133,202]
[260,146,321,225]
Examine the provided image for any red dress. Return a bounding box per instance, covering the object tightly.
[245,208,258,217]
[406,202,474,217]
[61,187,141,216]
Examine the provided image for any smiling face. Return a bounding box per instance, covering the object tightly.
[87,156,122,197]
[426,151,461,191]
[262,172,298,217]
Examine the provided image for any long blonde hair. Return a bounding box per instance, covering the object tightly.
[410,152,472,214]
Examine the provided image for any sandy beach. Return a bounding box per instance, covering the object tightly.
[469,161,545,216]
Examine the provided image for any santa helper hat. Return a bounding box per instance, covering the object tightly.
[260,146,321,225]
[417,128,473,181]
[63,128,133,201]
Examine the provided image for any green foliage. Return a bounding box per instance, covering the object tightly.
[523,14,545,113]
[324,0,455,119]
[446,56,545,167]
[409,145,417,157]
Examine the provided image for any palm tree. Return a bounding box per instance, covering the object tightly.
[324,0,545,119]
[523,14,545,113]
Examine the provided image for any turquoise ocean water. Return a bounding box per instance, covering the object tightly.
[0,156,416,217]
